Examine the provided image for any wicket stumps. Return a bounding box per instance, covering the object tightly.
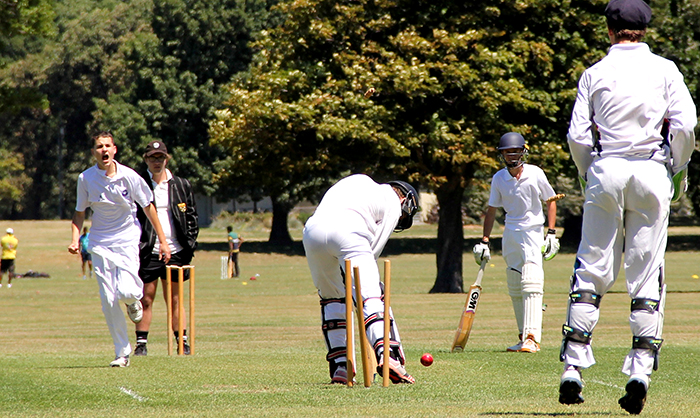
[166,265,195,356]
[220,256,229,280]
[344,259,392,388]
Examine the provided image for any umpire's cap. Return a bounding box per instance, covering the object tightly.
[388,180,419,232]
[498,132,526,150]
[605,0,651,30]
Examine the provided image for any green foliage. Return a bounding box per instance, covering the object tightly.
[0,148,31,216]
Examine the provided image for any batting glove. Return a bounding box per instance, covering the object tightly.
[672,169,688,202]
[542,229,560,261]
[578,175,587,195]
[473,241,491,265]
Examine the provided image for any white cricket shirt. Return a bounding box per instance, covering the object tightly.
[75,161,153,247]
[488,164,555,231]
[568,43,697,176]
[311,174,401,259]
[149,168,184,254]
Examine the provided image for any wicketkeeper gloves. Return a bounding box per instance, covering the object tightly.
[542,229,560,261]
[473,240,491,265]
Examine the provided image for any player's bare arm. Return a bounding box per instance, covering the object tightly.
[69,211,86,254]
[142,203,171,263]
[481,206,497,242]
[546,200,557,231]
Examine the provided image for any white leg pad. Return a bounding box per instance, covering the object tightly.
[321,300,347,363]
[522,263,544,342]
[506,268,524,334]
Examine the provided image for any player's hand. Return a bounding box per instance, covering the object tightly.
[672,169,688,202]
[160,246,171,263]
[68,242,79,254]
[473,241,490,265]
[542,230,560,261]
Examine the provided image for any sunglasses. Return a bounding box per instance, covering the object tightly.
[147,155,167,162]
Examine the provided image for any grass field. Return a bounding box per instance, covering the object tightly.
[0,220,699,417]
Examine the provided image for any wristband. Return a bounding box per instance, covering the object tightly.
[547,229,556,235]
[481,239,490,246]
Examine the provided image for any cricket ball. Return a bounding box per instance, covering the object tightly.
[420,353,433,367]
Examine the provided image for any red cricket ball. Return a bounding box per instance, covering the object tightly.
[420,353,433,367]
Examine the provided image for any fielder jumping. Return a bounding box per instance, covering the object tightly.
[474,132,559,354]
[303,174,419,385]
[559,0,697,413]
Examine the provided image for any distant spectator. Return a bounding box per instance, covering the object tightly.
[79,227,92,280]
[227,226,243,278]
[1,228,18,288]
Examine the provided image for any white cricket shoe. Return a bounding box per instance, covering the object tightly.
[126,301,143,323]
[110,356,130,367]
[519,335,540,353]
[506,334,523,352]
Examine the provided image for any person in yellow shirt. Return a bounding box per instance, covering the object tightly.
[1,228,19,288]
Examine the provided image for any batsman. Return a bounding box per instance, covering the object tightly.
[302,174,419,385]
[474,132,560,353]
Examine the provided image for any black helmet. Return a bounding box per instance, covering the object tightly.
[498,132,528,169]
[387,180,419,232]
[498,132,526,150]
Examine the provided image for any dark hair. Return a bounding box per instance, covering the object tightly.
[609,27,646,42]
[227,226,233,232]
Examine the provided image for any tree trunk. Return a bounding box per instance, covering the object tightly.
[430,179,465,293]
[268,196,294,244]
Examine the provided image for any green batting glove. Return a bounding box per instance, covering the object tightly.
[672,169,688,202]
[578,175,587,194]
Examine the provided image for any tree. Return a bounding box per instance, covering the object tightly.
[211,0,608,288]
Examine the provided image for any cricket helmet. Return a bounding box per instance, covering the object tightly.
[498,132,528,169]
[388,180,419,232]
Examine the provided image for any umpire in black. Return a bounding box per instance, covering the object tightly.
[134,140,199,356]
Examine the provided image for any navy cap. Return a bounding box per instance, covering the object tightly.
[605,0,651,30]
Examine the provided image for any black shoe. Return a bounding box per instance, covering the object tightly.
[176,339,191,355]
[559,379,584,405]
[619,378,647,415]
[134,343,147,356]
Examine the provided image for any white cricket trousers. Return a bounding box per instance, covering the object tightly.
[303,218,397,351]
[91,245,144,358]
[564,157,671,375]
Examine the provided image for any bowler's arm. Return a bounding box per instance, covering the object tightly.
[69,211,85,254]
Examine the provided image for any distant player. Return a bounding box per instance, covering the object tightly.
[558,0,697,413]
[68,132,171,367]
[227,226,243,278]
[473,132,558,354]
[1,228,19,288]
[79,227,92,280]
[303,174,419,385]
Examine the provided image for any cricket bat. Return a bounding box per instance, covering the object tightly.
[451,260,487,352]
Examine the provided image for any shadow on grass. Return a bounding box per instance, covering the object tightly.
[197,234,699,256]
[479,413,613,416]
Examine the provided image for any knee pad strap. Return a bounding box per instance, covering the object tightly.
[569,290,602,308]
[631,298,660,313]
[322,319,346,331]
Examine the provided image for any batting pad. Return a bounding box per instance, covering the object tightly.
[506,268,524,334]
[522,263,544,342]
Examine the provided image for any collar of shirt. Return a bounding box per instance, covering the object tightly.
[95,160,123,180]
[148,168,173,187]
[608,42,649,55]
